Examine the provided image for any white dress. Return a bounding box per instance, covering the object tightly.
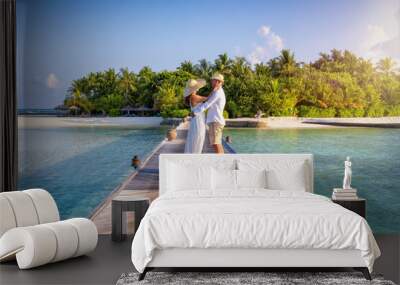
[184,103,206,153]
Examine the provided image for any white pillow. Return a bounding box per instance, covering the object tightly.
[266,161,307,191]
[236,169,267,189]
[237,159,309,192]
[212,168,236,191]
[167,162,212,192]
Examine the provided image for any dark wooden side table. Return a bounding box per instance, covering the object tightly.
[332,198,366,218]
[112,196,150,242]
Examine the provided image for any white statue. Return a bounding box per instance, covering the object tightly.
[343,156,352,189]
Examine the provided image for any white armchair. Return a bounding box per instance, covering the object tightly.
[0,189,98,269]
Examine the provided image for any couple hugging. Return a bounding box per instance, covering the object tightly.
[184,73,226,154]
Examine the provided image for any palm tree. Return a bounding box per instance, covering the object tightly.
[230,57,251,77]
[259,79,280,116]
[214,53,233,75]
[267,58,280,77]
[331,49,343,62]
[278,49,296,67]
[312,53,330,70]
[254,63,270,76]
[86,72,98,99]
[101,68,118,97]
[195,59,212,79]
[178,60,195,74]
[68,79,87,97]
[277,49,298,76]
[65,88,92,114]
[269,79,280,97]
[377,58,396,75]
[69,88,81,107]
[137,66,155,87]
[118,68,137,104]
[137,66,156,107]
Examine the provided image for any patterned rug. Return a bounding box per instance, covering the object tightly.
[116,271,396,285]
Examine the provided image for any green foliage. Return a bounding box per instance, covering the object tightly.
[366,104,385,117]
[118,68,137,105]
[377,58,396,75]
[337,108,365,118]
[298,106,336,118]
[385,105,400,116]
[108,108,121,117]
[64,89,93,114]
[353,108,365,117]
[95,94,125,115]
[160,108,190,118]
[364,84,384,117]
[226,100,239,118]
[223,110,229,119]
[154,81,179,111]
[64,49,400,118]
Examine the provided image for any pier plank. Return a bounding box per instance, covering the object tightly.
[91,122,230,234]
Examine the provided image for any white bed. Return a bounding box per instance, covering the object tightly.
[131,154,380,280]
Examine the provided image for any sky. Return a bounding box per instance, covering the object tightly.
[17,0,400,108]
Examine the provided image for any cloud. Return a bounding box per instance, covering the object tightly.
[362,10,400,63]
[269,33,284,51]
[363,25,389,57]
[372,37,400,61]
[258,25,270,37]
[248,25,284,65]
[248,46,268,66]
[46,73,60,89]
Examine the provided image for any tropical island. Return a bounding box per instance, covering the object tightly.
[60,49,400,119]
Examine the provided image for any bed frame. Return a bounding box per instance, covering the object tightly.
[139,248,371,280]
[138,154,372,281]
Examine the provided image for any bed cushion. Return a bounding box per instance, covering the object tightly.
[212,168,236,191]
[236,169,267,189]
[166,162,212,192]
[237,159,308,191]
[266,161,307,191]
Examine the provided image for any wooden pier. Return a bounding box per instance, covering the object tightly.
[90,122,234,234]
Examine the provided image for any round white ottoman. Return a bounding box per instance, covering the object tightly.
[0,218,98,269]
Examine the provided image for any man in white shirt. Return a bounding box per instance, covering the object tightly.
[192,73,226,154]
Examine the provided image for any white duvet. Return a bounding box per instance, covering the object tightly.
[131,190,380,273]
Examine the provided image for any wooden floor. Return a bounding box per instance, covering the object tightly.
[91,122,226,234]
[1,234,398,285]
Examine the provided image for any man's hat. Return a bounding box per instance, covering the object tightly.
[211,73,224,82]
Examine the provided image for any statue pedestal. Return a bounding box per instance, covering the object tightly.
[332,188,358,200]
[333,188,357,192]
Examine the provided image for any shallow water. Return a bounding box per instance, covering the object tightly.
[18,126,166,219]
[17,125,400,233]
[224,127,400,233]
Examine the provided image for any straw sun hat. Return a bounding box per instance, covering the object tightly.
[211,72,224,82]
[184,79,206,97]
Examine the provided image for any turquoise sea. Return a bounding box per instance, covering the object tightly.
[18,124,399,233]
[18,126,165,219]
[224,127,400,233]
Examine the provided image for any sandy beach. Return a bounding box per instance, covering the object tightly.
[18,116,164,128]
[18,116,400,129]
[227,116,400,129]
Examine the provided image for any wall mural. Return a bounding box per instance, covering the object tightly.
[17,0,400,233]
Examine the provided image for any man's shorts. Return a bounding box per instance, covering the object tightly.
[207,122,224,145]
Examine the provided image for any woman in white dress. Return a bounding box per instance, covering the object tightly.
[184,79,207,153]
